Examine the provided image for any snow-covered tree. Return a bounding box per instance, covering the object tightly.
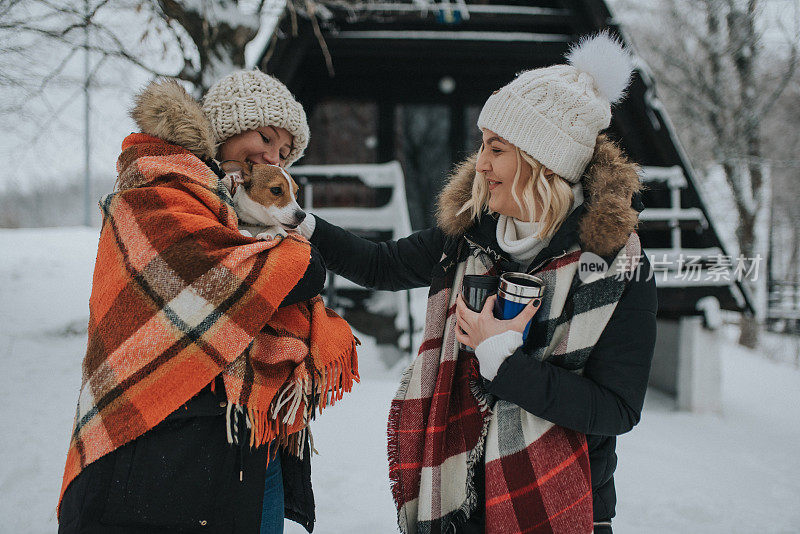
[0,0,329,98]
[764,75,800,333]
[617,0,799,347]
[134,0,278,91]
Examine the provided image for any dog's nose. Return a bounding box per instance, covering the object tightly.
[294,210,307,223]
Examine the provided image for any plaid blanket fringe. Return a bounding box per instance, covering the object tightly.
[226,306,360,457]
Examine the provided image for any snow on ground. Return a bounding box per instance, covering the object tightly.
[0,228,99,533]
[1,228,799,533]
[616,354,800,533]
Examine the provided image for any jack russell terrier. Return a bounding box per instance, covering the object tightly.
[220,160,306,240]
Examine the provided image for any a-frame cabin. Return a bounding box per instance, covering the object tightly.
[256,0,754,408]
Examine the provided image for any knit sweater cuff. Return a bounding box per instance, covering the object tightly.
[475,330,524,381]
[297,213,317,240]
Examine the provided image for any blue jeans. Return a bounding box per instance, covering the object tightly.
[260,448,284,534]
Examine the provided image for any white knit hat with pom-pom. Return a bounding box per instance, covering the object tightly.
[202,70,309,166]
[477,31,634,182]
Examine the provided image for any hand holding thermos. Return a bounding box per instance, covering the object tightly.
[455,273,544,380]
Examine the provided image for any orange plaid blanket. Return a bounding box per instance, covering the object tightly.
[59,133,358,510]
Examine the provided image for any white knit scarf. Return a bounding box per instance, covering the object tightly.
[496,183,585,268]
[495,217,546,266]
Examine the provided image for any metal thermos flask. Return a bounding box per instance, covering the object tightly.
[494,272,545,342]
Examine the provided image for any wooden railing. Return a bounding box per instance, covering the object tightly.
[768,281,800,322]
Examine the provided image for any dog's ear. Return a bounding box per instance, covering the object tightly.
[220,160,251,185]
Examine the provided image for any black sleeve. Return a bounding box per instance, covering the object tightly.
[308,215,445,291]
[279,243,327,308]
[488,255,658,437]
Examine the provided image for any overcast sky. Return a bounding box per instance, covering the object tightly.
[0,1,281,194]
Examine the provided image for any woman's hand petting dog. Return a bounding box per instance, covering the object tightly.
[454,294,540,349]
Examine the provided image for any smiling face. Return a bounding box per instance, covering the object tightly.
[475,129,535,220]
[218,125,294,167]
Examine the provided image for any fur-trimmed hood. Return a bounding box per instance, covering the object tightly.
[435,135,642,257]
[129,79,218,161]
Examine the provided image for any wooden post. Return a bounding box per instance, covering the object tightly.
[378,102,395,163]
[449,101,465,165]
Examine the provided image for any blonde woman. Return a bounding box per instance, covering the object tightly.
[301,33,656,534]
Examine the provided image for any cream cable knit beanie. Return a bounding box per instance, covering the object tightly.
[477,31,634,183]
[203,70,310,167]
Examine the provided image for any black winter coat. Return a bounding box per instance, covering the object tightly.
[58,244,327,534]
[308,200,657,527]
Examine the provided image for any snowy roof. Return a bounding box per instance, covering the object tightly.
[340,3,569,17]
[640,166,687,188]
[333,30,571,42]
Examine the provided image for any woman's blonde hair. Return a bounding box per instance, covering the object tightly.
[457,145,575,240]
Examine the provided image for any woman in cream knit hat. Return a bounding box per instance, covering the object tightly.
[58,70,330,534]
[204,69,310,167]
[300,32,657,534]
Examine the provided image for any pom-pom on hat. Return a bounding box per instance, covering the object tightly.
[477,31,634,182]
[202,70,309,167]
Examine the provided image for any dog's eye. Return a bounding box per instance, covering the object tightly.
[270,187,282,195]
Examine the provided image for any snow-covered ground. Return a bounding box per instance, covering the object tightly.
[1,228,799,533]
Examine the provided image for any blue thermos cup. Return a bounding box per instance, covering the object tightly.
[494,272,545,342]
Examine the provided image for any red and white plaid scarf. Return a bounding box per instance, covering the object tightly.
[388,233,641,534]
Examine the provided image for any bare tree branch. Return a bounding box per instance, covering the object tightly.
[306,0,335,77]
[759,38,799,117]
[621,0,796,345]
